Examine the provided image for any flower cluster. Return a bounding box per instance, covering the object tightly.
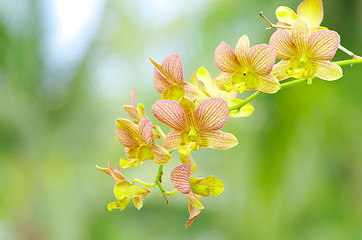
[98,0,361,229]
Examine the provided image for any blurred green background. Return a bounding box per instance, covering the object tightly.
[0,0,361,239]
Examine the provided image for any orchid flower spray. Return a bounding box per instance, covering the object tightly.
[98,0,362,229]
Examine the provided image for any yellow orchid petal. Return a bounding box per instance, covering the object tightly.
[179,97,197,130]
[255,74,281,94]
[276,6,298,26]
[196,67,218,97]
[291,19,310,54]
[180,154,197,175]
[116,119,143,144]
[115,183,149,200]
[228,98,254,118]
[297,0,323,29]
[191,176,224,197]
[133,195,145,210]
[137,145,154,161]
[199,130,238,149]
[152,145,172,164]
[161,85,185,101]
[215,72,232,91]
[313,61,343,81]
[119,158,139,169]
[187,193,204,209]
[271,60,291,81]
[308,30,340,61]
[149,56,166,77]
[107,201,129,211]
[234,35,250,67]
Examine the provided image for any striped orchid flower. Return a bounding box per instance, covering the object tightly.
[97,161,150,211]
[270,18,342,81]
[149,53,198,101]
[116,118,172,167]
[152,97,238,156]
[170,164,224,228]
[214,35,280,94]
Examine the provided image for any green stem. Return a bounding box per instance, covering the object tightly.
[280,78,308,89]
[228,78,308,112]
[334,58,362,66]
[155,164,169,203]
[229,91,262,112]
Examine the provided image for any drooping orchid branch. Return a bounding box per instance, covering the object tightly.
[98,0,362,229]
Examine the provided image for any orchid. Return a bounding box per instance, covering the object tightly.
[152,97,238,156]
[191,66,254,118]
[170,164,224,228]
[116,118,172,167]
[276,0,326,32]
[149,53,198,101]
[214,35,280,94]
[270,18,342,81]
[97,161,150,211]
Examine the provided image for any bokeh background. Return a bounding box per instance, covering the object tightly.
[1,0,362,239]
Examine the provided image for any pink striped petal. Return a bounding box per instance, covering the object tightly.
[271,60,291,81]
[179,97,197,130]
[276,6,298,26]
[215,42,240,72]
[183,82,199,101]
[195,98,229,132]
[313,61,343,81]
[170,164,191,194]
[297,0,323,28]
[116,129,139,148]
[235,35,250,67]
[248,44,276,75]
[152,100,186,131]
[215,72,232,91]
[269,29,298,60]
[255,74,281,93]
[138,119,155,147]
[308,30,340,60]
[163,129,182,150]
[291,19,309,54]
[199,130,238,149]
[154,68,170,93]
[152,145,172,164]
[162,53,184,86]
[116,119,143,146]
